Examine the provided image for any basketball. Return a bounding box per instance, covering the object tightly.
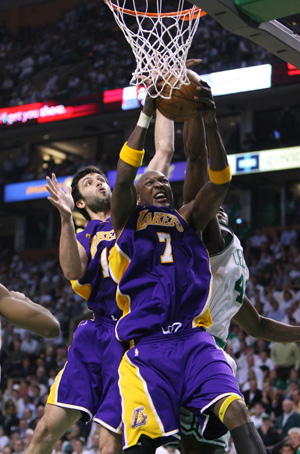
[156,77,201,122]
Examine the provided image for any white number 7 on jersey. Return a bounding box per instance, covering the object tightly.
[157,232,174,263]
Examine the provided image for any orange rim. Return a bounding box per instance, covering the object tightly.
[104,0,206,20]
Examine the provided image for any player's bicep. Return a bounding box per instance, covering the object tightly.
[233,296,260,336]
[190,181,229,232]
[77,241,89,275]
[111,159,137,237]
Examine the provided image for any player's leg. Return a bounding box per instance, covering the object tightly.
[179,407,227,454]
[99,426,122,454]
[25,403,80,454]
[211,397,266,454]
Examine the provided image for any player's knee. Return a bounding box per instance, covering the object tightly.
[220,397,250,431]
[99,436,122,454]
[100,445,122,454]
[32,416,55,442]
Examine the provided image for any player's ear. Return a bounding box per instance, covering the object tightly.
[137,194,141,203]
[76,199,86,209]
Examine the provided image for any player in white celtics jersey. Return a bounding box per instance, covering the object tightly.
[179,208,300,454]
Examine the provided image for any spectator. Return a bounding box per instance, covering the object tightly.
[266,294,286,322]
[275,399,300,439]
[0,401,19,436]
[0,426,10,451]
[271,342,300,381]
[71,437,89,454]
[280,442,296,454]
[288,427,300,453]
[257,349,274,373]
[242,377,263,409]
[280,226,298,248]
[251,401,266,429]
[2,446,12,454]
[23,428,34,451]
[87,430,99,454]
[258,413,280,451]
[20,332,40,356]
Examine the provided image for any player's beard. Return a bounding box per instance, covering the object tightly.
[84,193,111,214]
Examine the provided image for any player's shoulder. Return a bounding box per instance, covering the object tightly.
[77,218,113,239]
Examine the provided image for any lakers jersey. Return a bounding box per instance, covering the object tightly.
[207,223,249,345]
[109,205,213,343]
[71,218,121,321]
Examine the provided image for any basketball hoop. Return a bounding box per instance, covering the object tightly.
[104,0,205,98]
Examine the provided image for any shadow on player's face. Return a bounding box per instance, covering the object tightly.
[136,170,173,208]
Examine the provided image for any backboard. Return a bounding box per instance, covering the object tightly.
[190,0,300,68]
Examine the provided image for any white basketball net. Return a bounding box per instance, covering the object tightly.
[104,0,202,98]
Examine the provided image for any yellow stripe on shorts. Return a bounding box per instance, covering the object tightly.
[47,367,65,405]
[119,353,165,448]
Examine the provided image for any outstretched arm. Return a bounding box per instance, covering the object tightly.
[179,78,230,232]
[147,59,201,177]
[111,96,156,237]
[0,284,60,338]
[147,109,174,176]
[46,173,88,280]
[234,295,300,342]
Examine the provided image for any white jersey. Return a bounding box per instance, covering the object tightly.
[207,224,249,347]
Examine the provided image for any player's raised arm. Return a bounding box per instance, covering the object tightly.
[111,95,156,238]
[46,173,88,280]
[234,295,300,343]
[179,79,231,232]
[0,284,60,338]
[146,109,175,176]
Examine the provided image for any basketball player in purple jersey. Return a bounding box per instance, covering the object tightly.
[25,107,174,454]
[109,76,267,454]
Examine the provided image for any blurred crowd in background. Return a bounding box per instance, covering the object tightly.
[0,1,276,109]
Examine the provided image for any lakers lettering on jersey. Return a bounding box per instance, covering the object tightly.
[109,205,213,343]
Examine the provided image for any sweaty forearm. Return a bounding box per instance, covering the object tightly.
[256,317,300,342]
[183,115,209,204]
[235,296,300,343]
[59,216,85,280]
[206,118,228,171]
[1,295,60,338]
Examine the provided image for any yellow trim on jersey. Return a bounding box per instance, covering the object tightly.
[192,269,213,329]
[120,142,145,168]
[109,244,131,284]
[70,280,92,300]
[115,287,132,342]
[208,165,232,184]
[115,287,131,315]
[219,394,242,423]
[119,353,168,448]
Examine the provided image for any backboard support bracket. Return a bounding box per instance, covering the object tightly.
[192,0,300,68]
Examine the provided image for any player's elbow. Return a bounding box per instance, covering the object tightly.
[64,271,80,281]
[212,181,230,196]
[63,267,85,281]
[44,319,61,338]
